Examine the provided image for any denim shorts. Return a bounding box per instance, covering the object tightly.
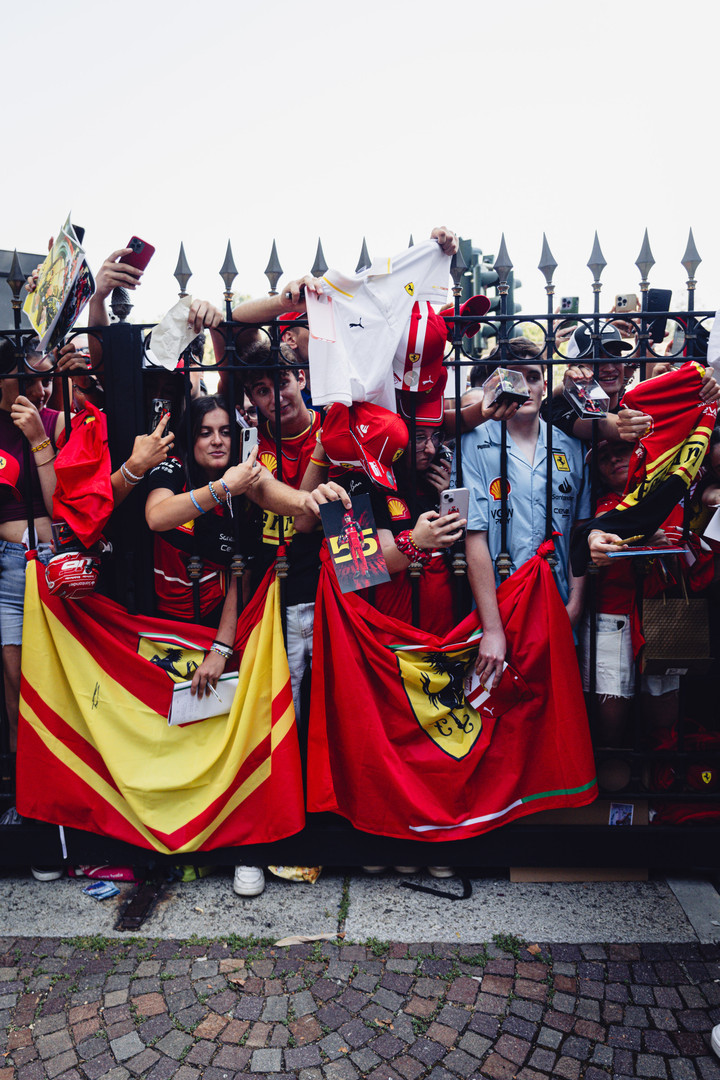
[580,612,635,699]
[0,541,52,646]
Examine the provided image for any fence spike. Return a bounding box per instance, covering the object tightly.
[681,227,702,280]
[635,229,655,283]
[7,249,25,299]
[264,240,283,294]
[538,233,557,286]
[311,238,328,278]
[450,244,467,286]
[355,237,371,274]
[173,243,192,295]
[493,233,513,284]
[219,240,238,293]
[587,231,607,283]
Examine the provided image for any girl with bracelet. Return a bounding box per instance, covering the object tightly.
[145,395,262,695]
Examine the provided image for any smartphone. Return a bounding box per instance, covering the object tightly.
[647,288,672,344]
[615,293,639,313]
[122,236,155,272]
[149,398,171,434]
[560,296,579,329]
[440,488,470,534]
[241,426,259,463]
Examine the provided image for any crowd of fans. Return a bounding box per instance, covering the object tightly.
[2,225,720,893]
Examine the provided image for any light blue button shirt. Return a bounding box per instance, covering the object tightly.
[458,418,590,602]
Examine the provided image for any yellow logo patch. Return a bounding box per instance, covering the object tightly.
[395,646,482,760]
[404,282,415,296]
[553,452,570,472]
[137,635,205,684]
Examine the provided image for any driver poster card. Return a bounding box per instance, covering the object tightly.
[320,494,390,593]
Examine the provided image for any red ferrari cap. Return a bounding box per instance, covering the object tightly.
[322,402,408,491]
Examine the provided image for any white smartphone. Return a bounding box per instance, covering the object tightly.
[439,487,470,531]
[241,427,258,463]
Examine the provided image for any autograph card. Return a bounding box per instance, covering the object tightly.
[320,494,390,593]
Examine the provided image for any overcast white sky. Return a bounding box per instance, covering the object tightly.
[3,0,718,324]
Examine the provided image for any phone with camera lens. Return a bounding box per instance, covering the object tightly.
[122,236,155,271]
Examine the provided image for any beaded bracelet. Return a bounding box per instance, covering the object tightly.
[120,463,141,486]
[219,478,233,518]
[122,462,143,482]
[189,490,206,514]
[395,529,433,566]
[210,643,233,660]
[31,437,51,454]
[208,481,223,505]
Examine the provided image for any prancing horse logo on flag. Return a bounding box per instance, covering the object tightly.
[137,634,206,684]
[394,646,482,760]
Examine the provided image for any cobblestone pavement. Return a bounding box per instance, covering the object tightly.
[2,936,720,1080]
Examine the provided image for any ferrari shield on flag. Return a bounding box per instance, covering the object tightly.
[17,560,304,853]
[308,541,597,840]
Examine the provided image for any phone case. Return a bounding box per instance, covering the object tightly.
[122,236,156,272]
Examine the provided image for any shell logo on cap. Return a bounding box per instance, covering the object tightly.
[489,477,512,501]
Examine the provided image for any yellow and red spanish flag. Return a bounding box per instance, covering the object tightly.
[17,561,304,853]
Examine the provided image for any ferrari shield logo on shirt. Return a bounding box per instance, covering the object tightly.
[408,353,420,365]
[136,634,206,684]
[553,452,570,472]
[404,282,415,296]
[394,646,483,760]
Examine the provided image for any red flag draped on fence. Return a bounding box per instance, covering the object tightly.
[308,541,597,840]
[52,401,114,548]
[17,561,304,853]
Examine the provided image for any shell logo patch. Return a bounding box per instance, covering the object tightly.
[553,452,570,472]
[177,520,195,535]
[489,477,511,501]
[387,496,411,520]
[260,451,277,474]
[404,282,415,296]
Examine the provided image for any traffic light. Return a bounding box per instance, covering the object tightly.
[457,239,501,353]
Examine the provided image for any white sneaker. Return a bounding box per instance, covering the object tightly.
[712,1023,720,1058]
[31,866,63,881]
[428,866,455,878]
[233,865,265,897]
[394,866,421,874]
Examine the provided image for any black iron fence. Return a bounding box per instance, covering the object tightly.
[1,228,719,872]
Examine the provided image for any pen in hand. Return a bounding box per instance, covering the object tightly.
[206,682,222,703]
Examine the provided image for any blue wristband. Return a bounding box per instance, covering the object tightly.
[189,490,205,514]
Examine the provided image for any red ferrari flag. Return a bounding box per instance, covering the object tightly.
[52,401,114,547]
[17,561,304,853]
[307,542,597,840]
